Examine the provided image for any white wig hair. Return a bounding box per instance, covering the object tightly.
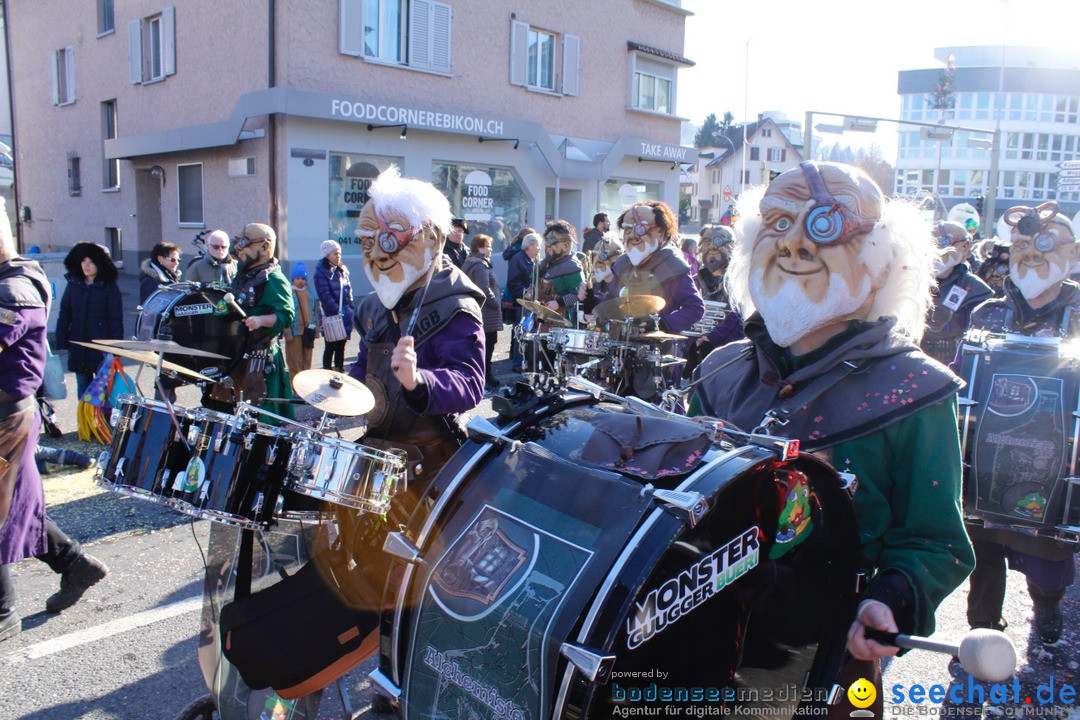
[366,165,453,235]
[725,183,937,343]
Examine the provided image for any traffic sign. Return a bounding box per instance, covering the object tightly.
[722,185,733,203]
[1057,184,1080,192]
[1058,168,1080,178]
[1059,160,1080,170]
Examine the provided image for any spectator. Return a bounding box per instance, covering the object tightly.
[283,262,319,380]
[314,240,355,373]
[461,234,504,387]
[186,229,236,285]
[139,241,181,303]
[443,218,469,268]
[507,232,541,372]
[55,243,124,397]
[581,212,611,254]
[503,226,535,264]
[681,235,700,276]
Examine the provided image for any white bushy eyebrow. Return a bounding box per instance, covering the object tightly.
[759,196,802,215]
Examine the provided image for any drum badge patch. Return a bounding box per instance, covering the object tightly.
[433,514,527,605]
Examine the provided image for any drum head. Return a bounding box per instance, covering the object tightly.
[138,285,246,380]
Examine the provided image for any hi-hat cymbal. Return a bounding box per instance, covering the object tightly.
[292,369,375,417]
[95,338,230,360]
[595,294,666,321]
[71,341,214,382]
[516,298,570,326]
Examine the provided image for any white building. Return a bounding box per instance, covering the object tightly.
[5,0,694,287]
[896,46,1080,222]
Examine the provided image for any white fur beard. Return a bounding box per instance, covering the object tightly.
[749,267,872,348]
[1010,261,1069,302]
[365,249,432,309]
[626,239,659,266]
[594,266,612,283]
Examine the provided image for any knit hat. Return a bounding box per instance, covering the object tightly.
[321,240,341,258]
[290,261,308,280]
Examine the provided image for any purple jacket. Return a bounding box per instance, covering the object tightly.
[602,255,705,334]
[705,310,745,346]
[350,311,484,420]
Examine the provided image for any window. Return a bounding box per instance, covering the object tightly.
[228,157,256,177]
[510,21,579,95]
[767,148,786,162]
[101,101,119,189]
[329,153,403,253]
[742,171,751,185]
[129,7,176,85]
[748,147,759,161]
[67,152,81,197]
[177,163,203,226]
[50,47,75,106]
[98,0,115,35]
[761,128,772,138]
[105,227,122,258]
[433,162,531,232]
[340,0,451,74]
[631,56,673,113]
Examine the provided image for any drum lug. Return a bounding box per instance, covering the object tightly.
[367,668,401,706]
[838,471,858,498]
[650,489,708,527]
[559,643,616,684]
[958,397,978,408]
[855,570,871,595]
[827,683,846,706]
[383,531,422,564]
[465,416,521,453]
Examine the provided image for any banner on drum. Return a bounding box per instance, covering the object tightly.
[626,526,761,650]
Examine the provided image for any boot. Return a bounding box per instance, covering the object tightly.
[46,554,109,613]
[0,609,20,643]
[1032,598,1063,645]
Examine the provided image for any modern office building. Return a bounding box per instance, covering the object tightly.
[5,0,693,280]
[896,46,1080,223]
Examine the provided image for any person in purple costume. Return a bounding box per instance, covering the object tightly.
[0,202,108,643]
[349,166,485,503]
[601,201,705,335]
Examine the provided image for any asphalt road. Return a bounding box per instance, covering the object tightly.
[1,331,1078,720]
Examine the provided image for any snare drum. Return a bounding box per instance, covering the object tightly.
[137,283,246,380]
[288,434,407,514]
[97,395,194,505]
[371,398,860,718]
[546,327,610,356]
[173,409,295,527]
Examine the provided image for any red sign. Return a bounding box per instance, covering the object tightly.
[722,185,733,202]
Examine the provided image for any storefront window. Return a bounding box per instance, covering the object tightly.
[432,162,530,252]
[599,178,661,218]
[328,152,402,255]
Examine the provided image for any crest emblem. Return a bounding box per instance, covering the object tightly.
[433,513,527,605]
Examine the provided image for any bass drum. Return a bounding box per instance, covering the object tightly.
[371,396,861,719]
[136,283,246,381]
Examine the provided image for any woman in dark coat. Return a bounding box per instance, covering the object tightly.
[461,233,504,386]
[55,243,125,396]
[313,240,355,372]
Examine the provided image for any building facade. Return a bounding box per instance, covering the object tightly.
[896,46,1080,223]
[687,115,803,225]
[6,0,693,287]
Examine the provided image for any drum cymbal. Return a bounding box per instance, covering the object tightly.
[71,341,214,382]
[516,297,570,326]
[595,295,666,321]
[639,330,684,341]
[292,369,375,417]
[95,338,231,360]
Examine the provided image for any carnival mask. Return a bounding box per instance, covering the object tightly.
[592,239,623,283]
[1005,202,1077,302]
[932,221,971,278]
[749,163,883,348]
[234,223,276,272]
[358,203,438,309]
[622,205,661,266]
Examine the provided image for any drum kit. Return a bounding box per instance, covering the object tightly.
[517,294,687,399]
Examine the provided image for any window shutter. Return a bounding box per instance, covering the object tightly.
[49,50,60,105]
[338,0,363,57]
[430,1,451,72]
[128,19,143,84]
[409,0,432,69]
[64,46,76,103]
[561,33,580,96]
[509,20,528,87]
[162,6,176,76]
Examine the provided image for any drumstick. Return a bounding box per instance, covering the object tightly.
[864,628,1016,682]
[223,293,247,318]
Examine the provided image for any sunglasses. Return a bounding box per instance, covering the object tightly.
[798,162,878,245]
[208,243,228,250]
[234,236,267,250]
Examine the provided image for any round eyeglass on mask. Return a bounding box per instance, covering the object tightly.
[374,212,420,254]
[798,162,879,245]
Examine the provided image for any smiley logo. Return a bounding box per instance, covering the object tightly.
[847,678,876,709]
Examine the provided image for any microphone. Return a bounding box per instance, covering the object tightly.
[864,628,1017,682]
[223,293,247,318]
